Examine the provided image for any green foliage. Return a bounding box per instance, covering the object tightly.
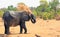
[35,0,60,20]
[57,12,60,15]
[7,5,17,11]
[39,12,55,20]
[32,10,37,16]
[49,0,59,12]
[1,8,8,12]
[0,10,4,17]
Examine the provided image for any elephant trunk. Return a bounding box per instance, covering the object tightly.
[30,14,36,23]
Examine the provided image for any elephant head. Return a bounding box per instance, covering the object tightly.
[20,11,36,23]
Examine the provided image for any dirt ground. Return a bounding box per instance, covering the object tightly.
[0,18,60,37]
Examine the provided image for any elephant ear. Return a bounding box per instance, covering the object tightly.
[31,14,36,23]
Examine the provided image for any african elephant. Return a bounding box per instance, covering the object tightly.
[2,11,36,34]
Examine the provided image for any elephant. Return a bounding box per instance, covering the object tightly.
[2,11,36,34]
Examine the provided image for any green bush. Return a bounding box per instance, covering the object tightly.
[39,12,55,20]
[57,12,60,15]
[0,10,4,17]
[42,12,48,20]
[32,10,37,16]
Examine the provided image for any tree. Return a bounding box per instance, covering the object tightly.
[0,10,4,17]
[8,5,13,10]
[36,0,49,12]
[0,8,8,12]
[49,0,59,13]
[7,5,17,11]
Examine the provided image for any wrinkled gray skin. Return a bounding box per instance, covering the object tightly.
[2,11,36,34]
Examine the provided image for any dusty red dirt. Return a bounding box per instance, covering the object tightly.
[0,18,60,37]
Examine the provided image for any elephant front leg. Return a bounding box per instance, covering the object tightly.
[20,26,23,34]
[4,23,10,34]
[19,21,27,34]
[24,26,27,34]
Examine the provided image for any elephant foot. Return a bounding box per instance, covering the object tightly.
[24,32,27,34]
[19,32,23,34]
[5,32,11,35]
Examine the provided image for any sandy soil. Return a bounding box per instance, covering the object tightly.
[0,18,60,37]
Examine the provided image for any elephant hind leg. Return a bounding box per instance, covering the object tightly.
[4,23,10,34]
[4,21,10,34]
